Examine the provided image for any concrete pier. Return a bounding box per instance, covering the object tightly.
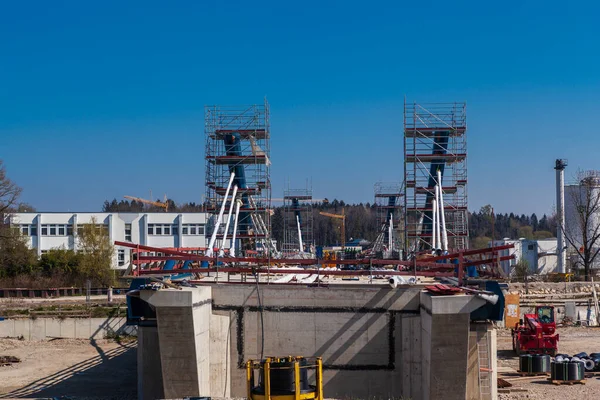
[141,287,212,399]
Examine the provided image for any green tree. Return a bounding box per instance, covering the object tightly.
[0,160,22,216]
[517,226,534,239]
[0,160,37,278]
[38,248,82,279]
[77,217,115,286]
[0,228,37,278]
[471,236,492,249]
[533,230,554,240]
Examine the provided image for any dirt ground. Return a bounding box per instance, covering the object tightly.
[497,326,600,399]
[1,326,599,399]
[0,338,136,400]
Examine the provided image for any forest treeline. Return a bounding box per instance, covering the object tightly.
[103,199,557,248]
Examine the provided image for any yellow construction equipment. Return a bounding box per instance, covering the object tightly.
[246,356,324,400]
[124,195,169,212]
[319,209,345,249]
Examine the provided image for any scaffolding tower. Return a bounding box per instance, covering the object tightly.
[404,101,468,252]
[372,182,404,257]
[205,100,273,255]
[282,188,314,255]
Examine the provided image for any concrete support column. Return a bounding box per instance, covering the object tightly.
[137,325,164,400]
[141,287,213,398]
[35,214,42,257]
[178,213,183,248]
[142,214,148,246]
[400,314,422,400]
[420,292,486,400]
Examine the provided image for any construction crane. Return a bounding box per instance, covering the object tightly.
[271,198,329,204]
[319,208,346,249]
[124,195,169,212]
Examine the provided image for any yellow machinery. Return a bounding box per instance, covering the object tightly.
[246,356,323,400]
[124,195,169,212]
[319,209,346,249]
[322,250,337,269]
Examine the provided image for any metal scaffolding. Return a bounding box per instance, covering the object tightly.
[282,187,314,255]
[372,182,403,257]
[404,101,468,252]
[204,100,272,255]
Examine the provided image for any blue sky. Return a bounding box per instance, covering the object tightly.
[2,1,599,215]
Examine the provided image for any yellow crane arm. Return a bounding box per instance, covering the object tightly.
[124,195,169,211]
[319,211,345,220]
[319,209,346,249]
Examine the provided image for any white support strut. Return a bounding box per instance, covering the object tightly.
[296,215,304,253]
[437,170,449,252]
[219,185,239,256]
[207,172,235,257]
[432,197,438,251]
[388,213,393,250]
[435,184,441,251]
[230,199,242,258]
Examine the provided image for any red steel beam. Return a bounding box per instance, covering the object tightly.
[132,255,462,269]
[137,267,454,277]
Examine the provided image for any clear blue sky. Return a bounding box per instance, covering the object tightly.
[2,1,599,216]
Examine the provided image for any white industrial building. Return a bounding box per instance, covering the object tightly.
[490,238,558,276]
[564,171,600,271]
[5,212,208,270]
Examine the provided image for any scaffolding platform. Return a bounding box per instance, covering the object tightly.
[372,182,403,257]
[404,101,469,252]
[282,187,314,255]
[205,101,273,254]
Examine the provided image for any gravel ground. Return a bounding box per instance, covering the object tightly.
[498,326,600,399]
[0,337,136,400]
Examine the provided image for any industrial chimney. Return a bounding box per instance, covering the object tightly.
[555,159,568,274]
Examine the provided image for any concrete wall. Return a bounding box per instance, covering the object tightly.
[138,326,164,400]
[208,284,479,400]
[0,317,136,340]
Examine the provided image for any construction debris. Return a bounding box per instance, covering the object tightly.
[0,356,20,366]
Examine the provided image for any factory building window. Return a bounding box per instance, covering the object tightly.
[76,224,108,236]
[125,224,132,241]
[118,249,125,266]
[41,224,71,236]
[147,224,178,236]
[182,224,204,235]
[19,224,37,236]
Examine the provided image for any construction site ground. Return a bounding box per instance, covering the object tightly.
[0,337,137,400]
[497,326,600,399]
[0,327,597,400]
